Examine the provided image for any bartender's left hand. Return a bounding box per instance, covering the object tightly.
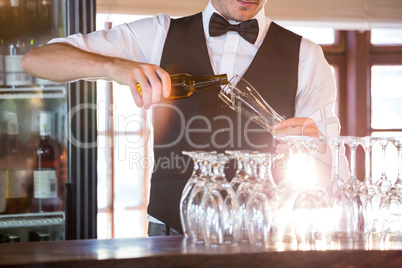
[273,117,323,156]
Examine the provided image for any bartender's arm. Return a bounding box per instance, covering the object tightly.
[21,43,170,109]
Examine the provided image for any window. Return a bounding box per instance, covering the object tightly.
[369,28,402,184]
[283,25,335,45]
[96,15,152,239]
[371,66,402,129]
[371,28,402,45]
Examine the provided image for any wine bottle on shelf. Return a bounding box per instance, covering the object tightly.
[4,0,32,87]
[3,112,30,214]
[32,111,61,212]
[137,73,229,99]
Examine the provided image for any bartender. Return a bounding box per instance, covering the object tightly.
[21,0,348,236]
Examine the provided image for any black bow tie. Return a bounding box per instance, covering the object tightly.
[209,13,259,44]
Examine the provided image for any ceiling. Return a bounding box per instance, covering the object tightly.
[96,0,402,30]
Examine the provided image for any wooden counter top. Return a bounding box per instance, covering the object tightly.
[1,236,402,267]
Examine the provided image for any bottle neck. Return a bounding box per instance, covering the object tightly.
[40,134,50,141]
[192,75,228,91]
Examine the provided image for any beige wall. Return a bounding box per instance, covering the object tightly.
[97,0,402,30]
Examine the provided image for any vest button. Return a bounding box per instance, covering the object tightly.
[220,103,227,109]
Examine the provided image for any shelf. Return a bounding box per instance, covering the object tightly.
[0,86,67,99]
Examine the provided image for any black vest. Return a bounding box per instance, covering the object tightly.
[148,13,301,233]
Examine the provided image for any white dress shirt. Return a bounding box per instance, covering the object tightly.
[50,1,349,224]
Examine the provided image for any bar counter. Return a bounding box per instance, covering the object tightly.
[1,236,402,267]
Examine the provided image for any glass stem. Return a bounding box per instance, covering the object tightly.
[364,146,372,183]
[334,143,340,179]
[350,146,357,182]
[381,144,387,180]
[397,146,402,184]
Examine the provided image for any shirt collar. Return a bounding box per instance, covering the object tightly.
[202,0,268,45]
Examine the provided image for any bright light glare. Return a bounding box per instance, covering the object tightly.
[286,152,317,188]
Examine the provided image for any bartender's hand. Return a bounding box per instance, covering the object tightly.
[106,58,171,109]
[273,117,323,157]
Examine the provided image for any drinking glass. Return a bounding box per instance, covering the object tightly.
[235,152,260,243]
[332,137,355,240]
[200,154,240,247]
[358,137,381,197]
[186,153,215,244]
[219,75,284,135]
[180,151,214,238]
[273,135,305,243]
[292,186,333,250]
[389,137,402,193]
[342,136,368,240]
[246,153,281,247]
[381,137,402,241]
[324,136,345,198]
[380,187,402,241]
[286,136,333,249]
[357,137,382,238]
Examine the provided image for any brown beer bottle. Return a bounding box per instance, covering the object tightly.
[137,73,229,99]
[32,111,60,212]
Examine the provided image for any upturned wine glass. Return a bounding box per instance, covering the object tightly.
[389,137,402,194]
[235,152,260,243]
[380,187,402,241]
[288,136,333,249]
[200,154,240,247]
[246,153,281,247]
[332,137,356,240]
[292,186,333,250]
[180,151,215,238]
[186,153,215,244]
[357,137,382,238]
[324,136,345,198]
[358,137,381,197]
[342,136,367,240]
[381,137,402,241]
[273,135,305,243]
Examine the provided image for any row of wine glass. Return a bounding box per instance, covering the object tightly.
[179,135,402,249]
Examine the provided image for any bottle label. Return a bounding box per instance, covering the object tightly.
[5,55,24,73]
[5,73,32,86]
[6,169,28,198]
[0,170,6,212]
[34,168,57,198]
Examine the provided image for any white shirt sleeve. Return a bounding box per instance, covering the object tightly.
[295,37,339,138]
[295,38,350,181]
[48,14,171,65]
